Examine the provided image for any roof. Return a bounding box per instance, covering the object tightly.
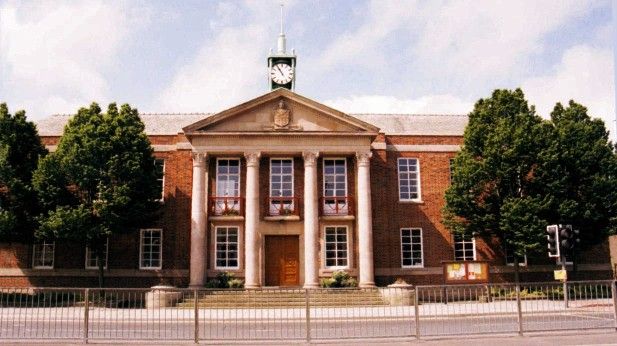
[35,112,468,137]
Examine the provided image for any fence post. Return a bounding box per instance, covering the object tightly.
[194,289,199,343]
[515,284,523,335]
[83,288,89,344]
[611,280,617,331]
[305,289,311,342]
[414,287,420,339]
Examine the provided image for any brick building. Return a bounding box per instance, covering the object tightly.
[0,30,612,288]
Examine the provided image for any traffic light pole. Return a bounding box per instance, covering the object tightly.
[561,252,568,309]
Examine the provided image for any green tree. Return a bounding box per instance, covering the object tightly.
[34,103,160,287]
[443,89,551,280]
[537,101,617,255]
[0,103,47,242]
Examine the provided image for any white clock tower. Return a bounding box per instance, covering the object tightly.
[267,5,296,91]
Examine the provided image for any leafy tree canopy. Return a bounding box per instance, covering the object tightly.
[0,103,47,242]
[444,89,617,259]
[34,102,160,256]
[443,89,552,257]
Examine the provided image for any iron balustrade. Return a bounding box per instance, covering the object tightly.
[208,197,244,216]
[0,280,615,343]
[266,196,300,216]
[320,196,353,216]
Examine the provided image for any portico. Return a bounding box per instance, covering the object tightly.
[183,88,379,288]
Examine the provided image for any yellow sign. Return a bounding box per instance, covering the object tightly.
[554,269,567,281]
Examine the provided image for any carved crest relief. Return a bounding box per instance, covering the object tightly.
[263,99,301,131]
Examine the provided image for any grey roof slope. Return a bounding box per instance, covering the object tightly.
[35,112,468,137]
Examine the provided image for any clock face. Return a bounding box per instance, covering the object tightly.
[270,63,294,84]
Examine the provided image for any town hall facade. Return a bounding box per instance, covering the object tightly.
[0,30,612,288]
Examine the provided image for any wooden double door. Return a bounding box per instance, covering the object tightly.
[264,235,300,287]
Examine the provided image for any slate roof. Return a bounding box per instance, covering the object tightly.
[35,112,468,137]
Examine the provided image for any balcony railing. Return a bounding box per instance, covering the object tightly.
[320,196,353,216]
[209,197,244,216]
[267,197,300,217]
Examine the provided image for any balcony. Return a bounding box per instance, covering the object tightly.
[209,197,244,217]
[266,197,300,217]
[320,196,353,216]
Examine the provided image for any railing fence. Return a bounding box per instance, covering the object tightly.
[0,280,615,343]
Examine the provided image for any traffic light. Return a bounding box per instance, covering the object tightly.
[560,224,580,253]
[546,225,560,258]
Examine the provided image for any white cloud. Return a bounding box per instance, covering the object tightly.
[156,0,297,112]
[523,45,615,140]
[0,0,147,118]
[324,94,473,114]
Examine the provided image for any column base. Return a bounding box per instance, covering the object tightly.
[359,282,376,288]
[303,283,320,289]
[188,284,203,289]
[245,284,261,289]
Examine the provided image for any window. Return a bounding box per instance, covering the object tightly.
[154,159,165,201]
[215,227,239,269]
[33,241,55,269]
[504,244,527,266]
[140,229,162,269]
[324,226,348,268]
[323,159,348,215]
[453,234,476,261]
[398,158,421,201]
[557,254,573,265]
[214,159,241,215]
[401,228,423,268]
[85,239,109,270]
[269,159,294,215]
[216,159,240,197]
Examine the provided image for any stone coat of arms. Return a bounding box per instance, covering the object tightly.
[273,100,291,128]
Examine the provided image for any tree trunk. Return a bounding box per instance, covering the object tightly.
[513,256,520,284]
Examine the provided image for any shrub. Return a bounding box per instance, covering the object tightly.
[320,270,358,288]
[205,272,244,289]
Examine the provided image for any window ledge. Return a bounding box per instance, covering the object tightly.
[209,216,245,221]
[399,200,424,204]
[401,265,425,270]
[264,216,301,221]
[319,215,355,221]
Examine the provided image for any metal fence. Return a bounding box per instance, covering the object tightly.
[0,280,615,342]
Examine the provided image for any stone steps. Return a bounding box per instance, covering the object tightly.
[176,289,387,308]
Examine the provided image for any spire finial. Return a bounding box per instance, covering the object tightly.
[277,4,286,54]
[280,4,284,34]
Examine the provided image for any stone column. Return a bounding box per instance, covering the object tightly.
[189,152,208,288]
[356,151,375,287]
[244,151,261,288]
[303,151,320,288]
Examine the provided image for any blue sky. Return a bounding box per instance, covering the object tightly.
[0,0,614,140]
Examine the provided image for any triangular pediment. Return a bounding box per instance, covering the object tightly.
[182,88,380,135]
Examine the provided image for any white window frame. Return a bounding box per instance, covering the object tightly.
[32,241,55,269]
[323,225,350,269]
[269,158,294,197]
[214,226,240,270]
[85,239,109,270]
[557,254,574,265]
[504,244,527,266]
[401,228,424,268]
[216,158,241,197]
[139,229,162,270]
[397,158,422,202]
[453,234,476,261]
[154,158,165,202]
[322,158,348,198]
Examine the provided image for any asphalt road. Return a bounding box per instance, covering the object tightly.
[2,312,614,341]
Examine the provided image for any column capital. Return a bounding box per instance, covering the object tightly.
[356,151,373,166]
[192,152,208,166]
[244,151,261,167]
[302,151,320,166]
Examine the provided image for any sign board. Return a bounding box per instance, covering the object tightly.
[554,269,567,281]
[442,261,490,284]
